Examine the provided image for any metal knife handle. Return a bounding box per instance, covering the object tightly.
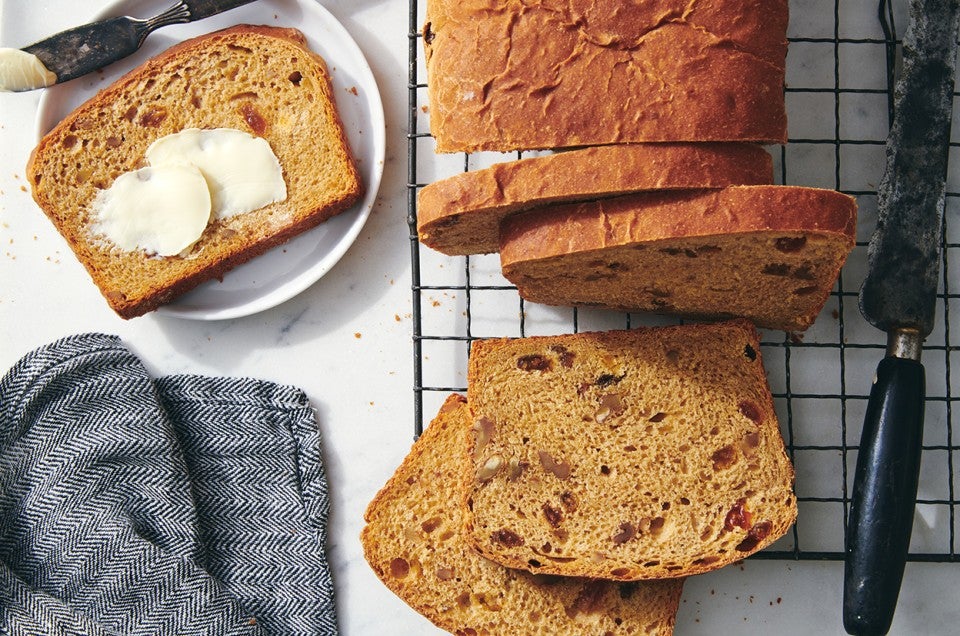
[844,356,925,636]
[183,0,257,21]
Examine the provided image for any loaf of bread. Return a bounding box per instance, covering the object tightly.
[464,321,797,581]
[417,143,773,256]
[424,0,788,153]
[362,394,684,635]
[27,25,362,318]
[499,185,857,332]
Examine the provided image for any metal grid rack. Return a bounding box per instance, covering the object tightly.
[406,0,960,564]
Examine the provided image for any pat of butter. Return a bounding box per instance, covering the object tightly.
[0,48,56,92]
[146,128,287,219]
[91,165,212,257]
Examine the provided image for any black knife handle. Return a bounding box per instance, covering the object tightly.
[844,356,925,636]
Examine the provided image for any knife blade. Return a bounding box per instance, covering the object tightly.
[845,0,960,634]
[1,0,256,91]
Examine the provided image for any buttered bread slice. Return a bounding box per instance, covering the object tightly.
[362,394,683,635]
[464,321,797,581]
[27,25,361,318]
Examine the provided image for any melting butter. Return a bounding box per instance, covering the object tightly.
[91,165,212,257]
[146,128,287,219]
[0,48,56,92]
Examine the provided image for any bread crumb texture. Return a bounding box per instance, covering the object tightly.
[500,186,857,332]
[465,320,797,580]
[27,25,362,318]
[362,394,683,635]
[424,0,788,152]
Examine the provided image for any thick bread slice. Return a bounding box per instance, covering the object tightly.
[362,394,683,635]
[464,321,797,581]
[417,143,773,256]
[27,25,361,318]
[424,0,788,153]
[500,185,857,332]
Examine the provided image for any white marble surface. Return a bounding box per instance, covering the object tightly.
[1,1,959,634]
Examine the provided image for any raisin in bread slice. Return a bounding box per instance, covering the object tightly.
[362,394,684,635]
[424,0,788,152]
[464,321,797,581]
[500,185,857,332]
[27,25,361,318]
[418,143,773,256]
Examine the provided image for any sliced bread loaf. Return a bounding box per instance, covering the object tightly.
[424,0,788,152]
[499,185,858,332]
[362,394,684,635]
[464,321,797,581]
[27,25,361,318]
[417,143,773,256]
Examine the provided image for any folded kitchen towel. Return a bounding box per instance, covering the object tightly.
[0,333,337,635]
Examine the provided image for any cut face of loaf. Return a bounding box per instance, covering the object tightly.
[27,25,362,318]
[465,321,797,581]
[424,0,788,152]
[362,394,684,635]
[417,143,774,256]
[500,185,858,332]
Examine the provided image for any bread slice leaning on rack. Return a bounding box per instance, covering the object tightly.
[362,394,684,635]
[27,24,361,318]
[464,320,797,581]
[417,143,773,256]
[499,185,857,332]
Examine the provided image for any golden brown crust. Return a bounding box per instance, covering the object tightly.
[417,143,774,255]
[463,321,797,580]
[424,0,788,153]
[498,186,857,331]
[361,394,684,634]
[27,25,362,318]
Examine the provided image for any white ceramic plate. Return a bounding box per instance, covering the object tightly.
[35,0,385,320]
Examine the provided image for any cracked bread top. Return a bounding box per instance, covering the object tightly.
[424,0,789,152]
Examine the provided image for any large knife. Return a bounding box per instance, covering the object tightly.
[845,0,960,634]
[0,0,256,92]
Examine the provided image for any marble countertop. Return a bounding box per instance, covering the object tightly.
[2,0,958,634]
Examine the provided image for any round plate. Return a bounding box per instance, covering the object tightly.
[35,0,385,320]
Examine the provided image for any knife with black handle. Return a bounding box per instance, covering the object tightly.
[845,0,960,634]
[13,0,256,89]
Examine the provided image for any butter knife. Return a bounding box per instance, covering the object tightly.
[844,0,960,634]
[9,0,256,90]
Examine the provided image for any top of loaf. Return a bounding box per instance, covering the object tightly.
[424,0,788,152]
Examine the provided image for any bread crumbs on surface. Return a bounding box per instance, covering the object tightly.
[354,332,362,339]
[394,314,401,322]
[347,86,358,96]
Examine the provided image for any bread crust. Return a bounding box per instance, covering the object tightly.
[417,143,774,255]
[499,185,857,331]
[27,25,362,318]
[464,320,797,580]
[424,0,789,152]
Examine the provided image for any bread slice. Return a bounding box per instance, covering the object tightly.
[500,185,857,332]
[464,321,797,581]
[27,25,362,318]
[362,394,684,635]
[424,0,788,153]
[417,143,773,256]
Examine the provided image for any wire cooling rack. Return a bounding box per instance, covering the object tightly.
[406,0,960,564]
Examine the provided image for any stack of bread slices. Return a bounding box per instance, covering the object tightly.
[416,0,858,333]
[363,320,797,634]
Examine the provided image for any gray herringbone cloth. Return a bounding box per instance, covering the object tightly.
[0,333,337,635]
